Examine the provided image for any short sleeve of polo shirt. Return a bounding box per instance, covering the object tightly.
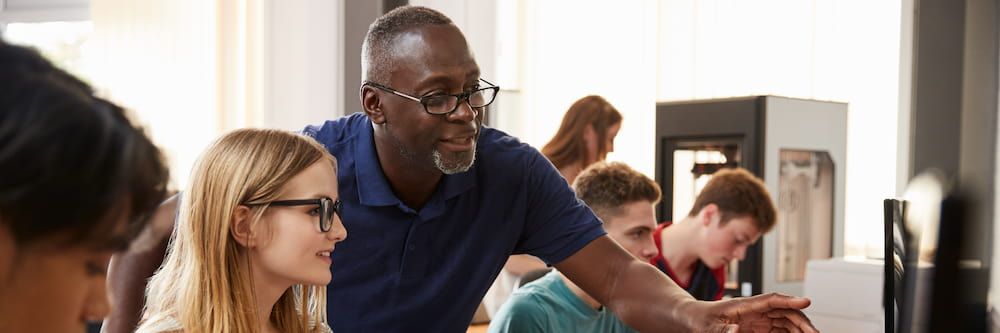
[514,150,606,265]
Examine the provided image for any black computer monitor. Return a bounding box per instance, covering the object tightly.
[894,171,988,333]
[883,198,906,333]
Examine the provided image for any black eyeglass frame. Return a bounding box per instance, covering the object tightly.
[246,197,342,232]
[363,78,500,115]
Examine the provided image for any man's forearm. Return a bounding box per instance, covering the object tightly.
[556,237,703,332]
[102,195,177,333]
[101,238,169,333]
[558,237,818,332]
[604,261,703,332]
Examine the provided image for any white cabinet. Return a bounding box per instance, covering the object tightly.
[803,258,884,333]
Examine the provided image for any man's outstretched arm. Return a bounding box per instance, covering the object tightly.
[555,236,818,333]
[101,195,178,333]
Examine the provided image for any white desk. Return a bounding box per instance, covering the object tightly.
[803,258,884,333]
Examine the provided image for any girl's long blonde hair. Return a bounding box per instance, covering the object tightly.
[138,128,335,333]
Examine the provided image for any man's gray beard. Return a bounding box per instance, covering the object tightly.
[433,145,477,175]
[385,121,478,174]
[388,127,477,174]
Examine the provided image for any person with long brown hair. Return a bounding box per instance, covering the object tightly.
[541,95,623,184]
[136,129,346,333]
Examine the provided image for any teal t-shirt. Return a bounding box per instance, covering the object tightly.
[487,271,639,333]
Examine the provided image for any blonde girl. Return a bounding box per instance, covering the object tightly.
[138,129,346,333]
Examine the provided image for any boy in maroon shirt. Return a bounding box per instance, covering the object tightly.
[650,168,777,300]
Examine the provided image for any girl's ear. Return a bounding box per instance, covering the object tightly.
[231,205,255,247]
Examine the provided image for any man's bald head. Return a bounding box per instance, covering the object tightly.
[362,6,453,84]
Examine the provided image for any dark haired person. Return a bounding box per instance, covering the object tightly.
[0,40,169,332]
[108,6,818,333]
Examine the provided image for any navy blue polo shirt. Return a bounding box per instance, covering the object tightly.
[304,113,606,333]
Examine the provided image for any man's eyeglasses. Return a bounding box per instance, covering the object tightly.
[246,197,342,232]
[363,78,500,115]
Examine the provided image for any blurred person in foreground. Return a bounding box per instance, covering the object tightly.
[0,40,169,333]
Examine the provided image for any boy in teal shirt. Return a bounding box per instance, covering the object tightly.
[489,162,660,333]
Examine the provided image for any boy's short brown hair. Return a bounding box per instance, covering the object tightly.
[687,168,776,232]
[573,162,661,222]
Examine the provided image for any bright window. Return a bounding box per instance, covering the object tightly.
[2,21,94,83]
[493,0,903,259]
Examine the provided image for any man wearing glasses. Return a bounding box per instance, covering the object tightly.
[106,6,819,333]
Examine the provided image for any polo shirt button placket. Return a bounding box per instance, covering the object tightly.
[408,217,420,252]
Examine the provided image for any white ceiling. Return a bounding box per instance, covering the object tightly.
[0,0,89,22]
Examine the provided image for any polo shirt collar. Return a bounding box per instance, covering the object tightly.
[440,153,477,201]
[355,122,399,207]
